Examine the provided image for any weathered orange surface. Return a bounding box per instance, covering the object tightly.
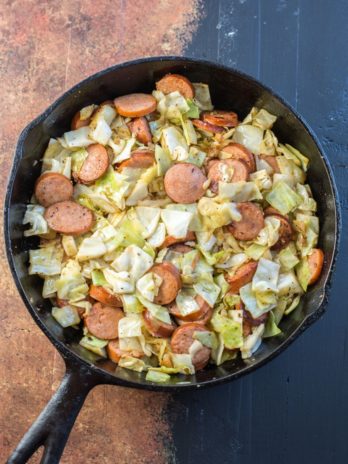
[0,1,202,462]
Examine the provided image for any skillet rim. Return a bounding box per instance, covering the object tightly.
[4,55,341,391]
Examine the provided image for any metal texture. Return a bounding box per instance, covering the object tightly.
[4,56,339,462]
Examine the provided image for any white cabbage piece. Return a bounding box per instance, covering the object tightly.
[23,205,48,236]
[296,184,317,212]
[293,213,319,257]
[195,230,217,251]
[29,244,63,276]
[232,124,263,155]
[147,223,166,248]
[136,272,162,302]
[192,83,213,111]
[193,277,220,307]
[278,143,309,172]
[137,294,171,324]
[171,353,195,374]
[118,314,142,338]
[181,116,197,145]
[175,289,200,316]
[64,127,93,148]
[243,107,277,130]
[277,271,302,296]
[252,258,280,293]
[155,144,172,175]
[89,105,116,145]
[161,209,193,239]
[135,206,161,238]
[241,324,265,359]
[112,245,153,281]
[42,276,59,298]
[121,294,143,314]
[197,197,241,231]
[112,137,136,164]
[55,260,89,302]
[249,169,272,191]
[161,126,189,161]
[77,236,107,261]
[61,235,77,257]
[218,181,262,202]
[254,216,281,248]
[80,335,107,357]
[156,91,190,120]
[118,357,146,372]
[240,283,275,318]
[103,269,134,293]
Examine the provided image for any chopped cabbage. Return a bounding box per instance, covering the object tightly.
[243,107,277,130]
[155,144,172,175]
[161,209,193,238]
[118,357,146,372]
[112,245,153,281]
[137,295,171,324]
[52,305,80,328]
[136,272,162,302]
[266,181,302,215]
[23,205,48,237]
[146,370,170,383]
[161,126,189,160]
[80,335,107,357]
[29,244,63,276]
[193,277,220,307]
[147,223,166,248]
[55,260,89,302]
[135,206,160,238]
[192,83,213,111]
[218,181,262,202]
[103,269,134,293]
[175,289,200,316]
[233,124,263,155]
[64,127,92,148]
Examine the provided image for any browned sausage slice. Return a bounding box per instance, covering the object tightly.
[171,322,211,371]
[151,262,182,305]
[44,201,94,236]
[35,172,73,207]
[71,111,91,130]
[268,214,294,251]
[259,154,280,173]
[128,117,152,144]
[164,163,207,204]
[203,110,238,127]
[78,144,109,184]
[168,295,211,323]
[308,248,324,285]
[89,285,123,307]
[228,202,264,241]
[192,119,224,134]
[156,73,195,99]
[118,150,155,171]
[221,143,256,172]
[168,244,194,254]
[159,231,196,249]
[143,309,176,338]
[85,303,124,340]
[226,261,258,294]
[208,158,249,193]
[114,93,157,117]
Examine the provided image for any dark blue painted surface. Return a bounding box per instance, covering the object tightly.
[170,1,348,463]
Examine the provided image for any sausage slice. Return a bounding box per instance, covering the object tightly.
[168,295,211,323]
[128,117,152,145]
[89,285,123,308]
[221,143,256,172]
[85,303,124,340]
[308,248,324,285]
[228,202,264,241]
[208,158,249,193]
[164,163,207,204]
[268,214,294,251]
[44,201,94,236]
[159,231,196,249]
[78,144,109,184]
[151,262,182,305]
[156,74,195,99]
[71,111,91,130]
[114,93,157,117]
[168,244,193,254]
[118,150,155,171]
[259,154,280,173]
[202,110,238,127]
[171,322,211,371]
[226,261,258,294]
[143,309,176,338]
[192,119,224,134]
[35,172,73,207]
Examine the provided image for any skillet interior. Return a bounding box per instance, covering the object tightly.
[5,57,339,390]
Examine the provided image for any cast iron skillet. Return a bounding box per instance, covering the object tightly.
[4,57,340,464]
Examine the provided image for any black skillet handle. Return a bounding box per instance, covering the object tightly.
[6,358,101,464]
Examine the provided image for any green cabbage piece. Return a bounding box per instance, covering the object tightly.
[118,314,142,338]
[185,99,200,118]
[175,289,200,316]
[197,197,241,232]
[279,143,309,172]
[276,156,306,185]
[112,244,153,281]
[136,272,162,302]
[243,107,277,130]
[192,83,213,111]
[240,283,274,318]
[180,115,197,145]
[193,277,220,307]
[62,235,77,257]
[214,273,229,300]
[155,144,172,175]
[29,244,63,276]
[137,294,171,324]
[91,269,108,286]
[263,311,281,338]
[161,126,189,161]
[296,258,311,291]
[277,244,300,271]
[193,330,218,349]
[245,244,267,260]
[118,356,146,372]
[64,127,92,148]
[293,213,319,257]
[284,294,301,315]
[80,335,107,357]
[52,305,80,328]
[266,181,302,215]
[211,311,243,349]
[161,208,193,238]
[218,181,262,202]
[185,146,206,167]
[42,276,58,298]
[296,184,317,212]
[121,294,143,314]
[23,205,48,237]
[55,260,89,302]
[145,370,170,383]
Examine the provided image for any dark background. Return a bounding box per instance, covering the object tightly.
[169,1,348,463]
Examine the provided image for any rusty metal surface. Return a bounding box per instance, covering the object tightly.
[0,1,202,462]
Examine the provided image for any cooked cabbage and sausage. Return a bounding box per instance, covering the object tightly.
[24,73,324,382]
